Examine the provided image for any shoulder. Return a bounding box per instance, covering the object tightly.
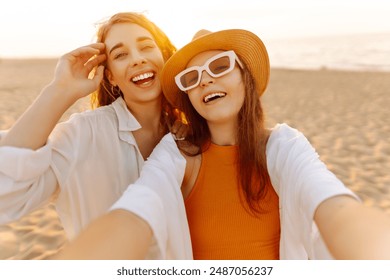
[267,123,310,149]
[68,104,116,124]
[58,105,117,131]
[266,123,316,170]
[51,104,117,141]
[178,142,201,199]
[177,141,199,155]
[269,123,302,141]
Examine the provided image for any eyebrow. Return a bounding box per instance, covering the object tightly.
[109,43,124,55]
[108,36,155,55]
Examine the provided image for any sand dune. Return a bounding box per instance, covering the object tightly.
[0,59,389,259]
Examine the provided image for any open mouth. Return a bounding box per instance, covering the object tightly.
[131,72,155,85]
[203,92,226,103]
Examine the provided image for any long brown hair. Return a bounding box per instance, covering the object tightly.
[90,12,176,109]
[177,57,271,213]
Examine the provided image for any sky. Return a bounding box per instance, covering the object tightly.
[1,0,390,58]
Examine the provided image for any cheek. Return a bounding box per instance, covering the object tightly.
[106,61,119,78]
[236,84,246,105]
[187,91,204,112]
[149,50,165,69]
[187,92,198,107]
[107,62,128,84]
[232,76,246,102]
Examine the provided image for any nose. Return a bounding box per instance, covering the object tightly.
[130,50,147,67]
[199,70,215,87]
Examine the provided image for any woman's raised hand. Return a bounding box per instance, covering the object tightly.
[0,43,106,149]
[51,43,106,101]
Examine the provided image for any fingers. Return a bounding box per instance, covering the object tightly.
[69,43,105,57]
[64,43,106,66]
[60,43,106,80]
[91,65,105,87]
[84,53,106,74]
[52,43,106,96]
[171,120,189,141]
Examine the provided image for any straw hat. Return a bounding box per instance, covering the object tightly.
[161,29,270,107]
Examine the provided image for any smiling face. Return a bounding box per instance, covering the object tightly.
[186,50,245,126]
[104,23,165,106]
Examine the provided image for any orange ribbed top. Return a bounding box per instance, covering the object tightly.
[185,143,280,260]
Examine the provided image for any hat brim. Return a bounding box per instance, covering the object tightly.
[161,29,270,108]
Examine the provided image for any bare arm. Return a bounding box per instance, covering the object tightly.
[315,195,390,259]
[51,209,152,260]
[0,43,106,150]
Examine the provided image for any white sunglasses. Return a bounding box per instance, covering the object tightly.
[175,50,243,92]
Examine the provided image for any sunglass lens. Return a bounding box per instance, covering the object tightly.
[181,70,199,89]
[209,56,231,75]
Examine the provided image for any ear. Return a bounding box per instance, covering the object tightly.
[105,68,117,87]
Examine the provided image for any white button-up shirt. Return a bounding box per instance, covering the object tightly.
[0,97,146,240]
[111,124,358,259]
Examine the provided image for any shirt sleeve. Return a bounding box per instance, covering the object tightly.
[0,116,83,225]
[267,123,359,259]
[110,133,193,259]
[0,138,57,223]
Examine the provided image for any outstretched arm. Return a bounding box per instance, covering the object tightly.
[0,43,106,150]
[51,209,152,260]
[315,195,390,259]
[51,133,191,260]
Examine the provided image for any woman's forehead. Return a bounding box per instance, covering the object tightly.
[104,23,154,46]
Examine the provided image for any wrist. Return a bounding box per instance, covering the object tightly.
[43,81,79,106]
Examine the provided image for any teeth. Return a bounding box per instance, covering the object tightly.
[132,72,154,82]
[204,92,226,103]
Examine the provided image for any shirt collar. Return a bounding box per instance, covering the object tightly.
[112,97,142,132]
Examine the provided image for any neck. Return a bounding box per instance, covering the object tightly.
[126,98,163,131]
[125,98,166,160]
[208,120,238,146]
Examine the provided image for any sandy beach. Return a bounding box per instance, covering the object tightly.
[0,59,390,259]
